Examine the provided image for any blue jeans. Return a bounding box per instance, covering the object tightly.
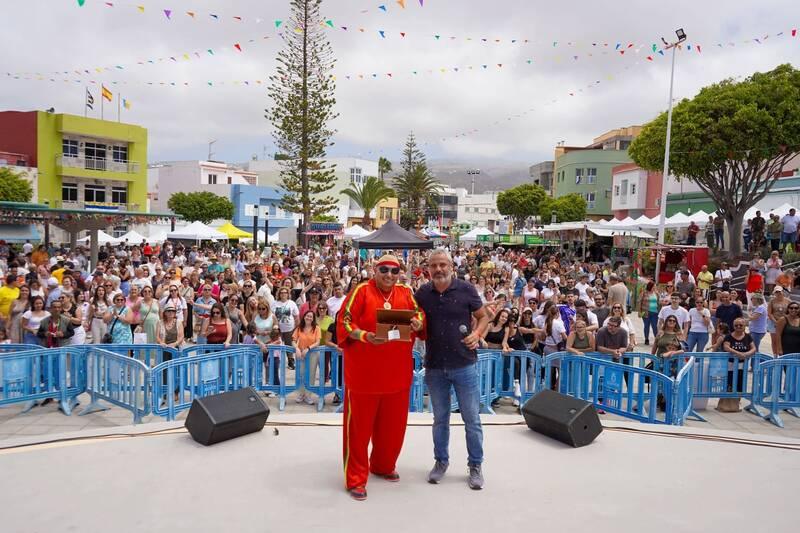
[642,312,659,342]
[686,331,709,353]
[750,331,766,352]
[715,229,724,249]
[425,363,484,465]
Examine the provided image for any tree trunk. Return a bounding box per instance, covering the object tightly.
[725,214,743,258]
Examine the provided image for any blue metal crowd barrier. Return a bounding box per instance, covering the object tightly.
[79,347,150,424]
[247,344,296,411]
[496,350,543,404]
[0,346,86,416]
[0,343,43,354]
[545,352,694,425]
[672,356,695,426]
[410,369,426,413]
[753,358,800,428]
[98,344,181,367]
[301,346,341,412]
[681,352,772,421]
[151,347,254,421]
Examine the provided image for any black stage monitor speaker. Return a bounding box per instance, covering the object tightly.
[185,387,269,446]
[521,389,602,448]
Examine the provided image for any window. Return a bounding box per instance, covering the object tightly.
[587,168,597,184]
[227,176,232,184]
[62,183,78,203]
[619,140,631,150]
[84,185,106,203]
[84,142,106,170]
[350,167,362,184]
[621,179,628,196]
[575,168,584,184]
[586,192,596,209]
[112,225,128,238]
[112,146,128,163]
[112,186,127,205]
[208,174,217,184]
[62,139,78,158]
[614,185,620,196]
[630,184,637,195]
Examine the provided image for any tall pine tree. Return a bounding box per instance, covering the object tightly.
[267,0,338,245]
[393,132,440,228]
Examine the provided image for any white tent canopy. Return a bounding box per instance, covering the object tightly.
[78,230,120,245]
[241,230,280,244]
[147,231,169,244]
[167,221,227,242]
[117,230,148,245]
[460,227,495,241]
[343,225,372,239]
[743,202,797,221]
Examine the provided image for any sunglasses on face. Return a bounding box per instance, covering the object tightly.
[258,307,268,310]
[378,266,400,275]
[789,307,799,311]
[212,311,221,315]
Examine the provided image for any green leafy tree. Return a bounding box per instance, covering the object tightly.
[629,64,800,257]
[539,194,587,223]
[0,168,33,203]
[167,191,233,224]
[393,133,441,228]
[266,0,338,245]
[342,176,395,229]
[496,184,547,231]
[312,214,337,223]
[378,157,392,181]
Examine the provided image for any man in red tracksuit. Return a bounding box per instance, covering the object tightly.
[337,254,424,501]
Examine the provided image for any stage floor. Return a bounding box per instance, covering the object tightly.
[0,414,797,533]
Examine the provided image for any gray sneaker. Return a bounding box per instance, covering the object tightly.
[468,464,484,490]
[427,461,448,484]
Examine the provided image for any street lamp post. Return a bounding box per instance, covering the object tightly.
[467,169,481,195]
[653,28,687,286]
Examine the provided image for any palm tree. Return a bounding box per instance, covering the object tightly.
[393,164,442,228]
[378,157,392,181]
[342,176,395,229]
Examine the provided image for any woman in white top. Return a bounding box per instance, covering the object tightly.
[160,284,187,323]
[603,303,636,350]
[765,251,783,293]
[88,286,110,344]
[522,279,539,308]
[21,296,49,346]
[686,299,711,352]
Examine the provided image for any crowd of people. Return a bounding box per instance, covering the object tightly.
[1,236,799,408]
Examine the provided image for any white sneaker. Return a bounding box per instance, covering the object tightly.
[512,399,520,407]
[295,394,305,403]
[304,396,315,405]
[266,392,277,398]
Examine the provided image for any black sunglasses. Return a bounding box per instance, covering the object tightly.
[378,266,400,275]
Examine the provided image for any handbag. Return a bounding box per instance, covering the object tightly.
[133,306,152,343]
[102,316,118,344]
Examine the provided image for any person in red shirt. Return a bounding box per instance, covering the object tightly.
[142,242,153,260]
[336,254,424,501]
[745,267,764,309]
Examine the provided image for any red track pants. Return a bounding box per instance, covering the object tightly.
[342,388,410,490]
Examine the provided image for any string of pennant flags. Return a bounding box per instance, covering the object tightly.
[11,24,798,81]
[7,25,797,86]
[75,0,423,23]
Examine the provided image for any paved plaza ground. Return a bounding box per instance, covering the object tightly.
[2,314,799,441]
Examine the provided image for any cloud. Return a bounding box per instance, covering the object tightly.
[1,0,798,165]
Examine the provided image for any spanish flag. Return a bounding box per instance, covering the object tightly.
[101,85,113,102]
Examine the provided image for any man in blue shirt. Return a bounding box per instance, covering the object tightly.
[415,249,490,490]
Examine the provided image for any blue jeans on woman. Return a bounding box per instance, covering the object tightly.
[425,363,484,466]
[750,331,766,352]
[642,312,659,343]
[686,331,709,353]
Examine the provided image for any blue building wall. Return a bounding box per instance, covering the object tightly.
[230,184,294,232]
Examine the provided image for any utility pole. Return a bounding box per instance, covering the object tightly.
[208,140,217,161]
[467,169,481,195]
[654,28,687,286]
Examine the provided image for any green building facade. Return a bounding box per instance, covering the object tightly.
[553,149,632,218]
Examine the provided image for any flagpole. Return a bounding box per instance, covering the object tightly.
[101,91,104,121]
[85,87,87,117]
[117,94,121,123]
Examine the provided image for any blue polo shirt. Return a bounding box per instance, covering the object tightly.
[415,278,483,370]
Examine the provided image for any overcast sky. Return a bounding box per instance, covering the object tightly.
[2,0,798,166]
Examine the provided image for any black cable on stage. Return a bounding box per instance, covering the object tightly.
[1,419,798,453]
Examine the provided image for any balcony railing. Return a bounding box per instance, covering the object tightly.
[56,154,140,174]
[53,199,141,212]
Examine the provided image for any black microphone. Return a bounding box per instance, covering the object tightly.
[459,324,469,338]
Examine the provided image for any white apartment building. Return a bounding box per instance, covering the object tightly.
[150,160,257,212]
[243,158,380,225]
